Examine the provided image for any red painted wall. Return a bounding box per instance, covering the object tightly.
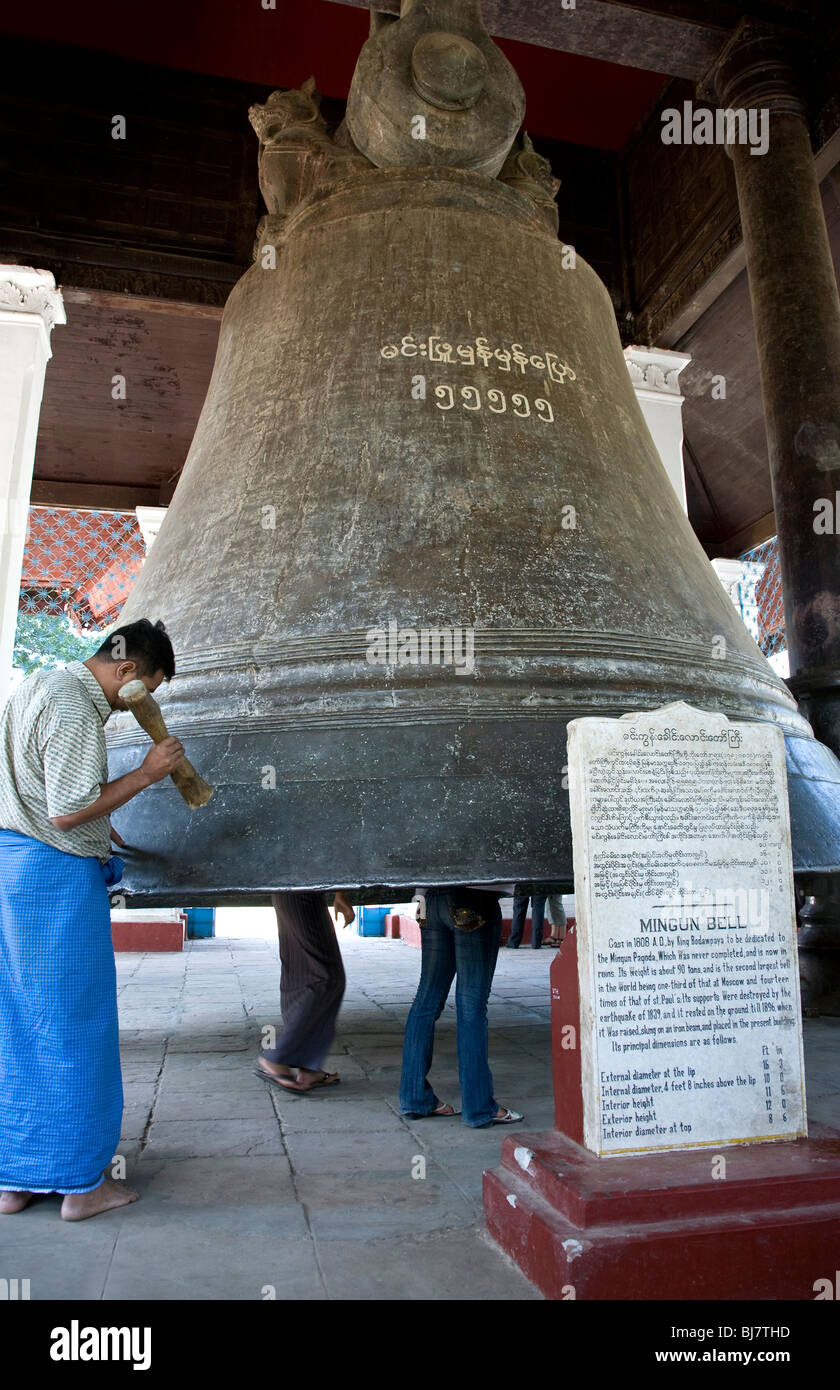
[2,2,665,149]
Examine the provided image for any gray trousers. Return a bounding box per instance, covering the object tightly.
[547,894,567,934]
[262,891,346,1072]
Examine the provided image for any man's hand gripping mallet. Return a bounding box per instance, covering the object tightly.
[118,679,214,809]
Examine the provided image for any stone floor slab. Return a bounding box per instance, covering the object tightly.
[296,1172,478,1239]
[277,1097,407,1133]
[8,930,838,1301]
[283,1128,423,1176]
[315,1228,543,1300]
[153,1088,274,1121]
[142,1118,285,1160]
[103,1227,323,1301]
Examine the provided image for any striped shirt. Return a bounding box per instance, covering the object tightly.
[0,661,113,861]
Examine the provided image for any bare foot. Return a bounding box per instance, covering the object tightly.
[60,1178,140,1222]
[278,1068,340,1092]
[0,1190,34,1214]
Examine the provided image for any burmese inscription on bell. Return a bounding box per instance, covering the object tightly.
[567,702,807,1156]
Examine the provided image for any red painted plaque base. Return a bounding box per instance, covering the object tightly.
[483,928,840,1299]
[484,1125,840,1300]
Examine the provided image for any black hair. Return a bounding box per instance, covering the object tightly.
[94,618,176,680]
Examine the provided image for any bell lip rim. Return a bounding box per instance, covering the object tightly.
[101,856,840,905]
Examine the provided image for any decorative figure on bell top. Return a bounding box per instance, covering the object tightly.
[346,0,525,174]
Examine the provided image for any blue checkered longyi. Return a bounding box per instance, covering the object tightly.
[0,830,123,1194]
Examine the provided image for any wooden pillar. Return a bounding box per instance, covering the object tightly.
[714,23,840,1012]
[714,22,840,756]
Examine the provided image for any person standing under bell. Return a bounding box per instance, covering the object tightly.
[399,887,523,1127]
[545,893,567,946]
[255,890,355,1093]
[506,885,547,949]
[0,619,183,1221]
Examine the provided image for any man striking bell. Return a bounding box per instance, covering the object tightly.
[0,618,183,1221]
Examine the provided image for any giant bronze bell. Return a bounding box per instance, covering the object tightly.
[108,0,840,903]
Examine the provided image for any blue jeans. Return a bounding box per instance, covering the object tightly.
[510,892,546,948]
[399,890,502,1127]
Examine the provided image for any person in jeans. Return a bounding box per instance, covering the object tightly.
[506,887,547,949]
[399,887,523,1127]
[545,893,567,946]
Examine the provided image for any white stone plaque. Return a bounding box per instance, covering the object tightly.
[568,702,807,1155]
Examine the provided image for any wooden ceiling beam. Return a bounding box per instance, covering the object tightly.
[706,512,778,559]
[325,0,820,80]
[29,481,166,511]
[61,289,223,323]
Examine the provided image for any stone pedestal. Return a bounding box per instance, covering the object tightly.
[0,267,65,697]
[484,927,840,1299]
[484,702,840,1297]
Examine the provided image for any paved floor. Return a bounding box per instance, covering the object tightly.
[2,929,839,1301]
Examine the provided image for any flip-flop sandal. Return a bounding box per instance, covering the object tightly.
[277,1072,340,1094]
[491,1108,524,1124]
[403,1102,461,1119]
[253,1065,298,1087]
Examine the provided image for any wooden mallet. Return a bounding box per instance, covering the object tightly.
[118,679,214,809]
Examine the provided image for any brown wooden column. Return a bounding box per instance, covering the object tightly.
[715,22,840,1013]
[715,21,840,756]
